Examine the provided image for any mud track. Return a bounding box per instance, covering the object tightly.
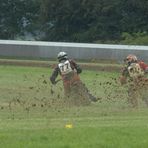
[0,59,121,72]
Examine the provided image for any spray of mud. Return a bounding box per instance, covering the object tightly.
[1,72,148,120]
[125,78,148,108]
[0,73,93,119]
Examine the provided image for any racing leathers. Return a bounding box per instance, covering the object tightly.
[50,59,82,94]
[120,61,148,107]
[50,59,97,104]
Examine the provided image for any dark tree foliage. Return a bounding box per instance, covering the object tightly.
[120,0,148,33]
[0,0,148,43]
[0,0,40,39]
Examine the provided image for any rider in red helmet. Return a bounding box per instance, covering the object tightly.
[120,54,148,107]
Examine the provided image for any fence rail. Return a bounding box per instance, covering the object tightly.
[0,40,148,62]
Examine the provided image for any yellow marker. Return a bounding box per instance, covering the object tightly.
[65,124,73,128]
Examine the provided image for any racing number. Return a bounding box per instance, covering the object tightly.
[59,61,72,74]
[128,63,144,77]
[60,63,69,72]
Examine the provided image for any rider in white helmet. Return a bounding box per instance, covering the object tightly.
[50,51,82,86]
[50,51,97,104]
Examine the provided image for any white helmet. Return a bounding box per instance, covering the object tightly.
[57,52,68,61]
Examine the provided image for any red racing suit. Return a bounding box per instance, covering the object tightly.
[50,59,82,94]
[121,61,148,82]
[139,61,148,72]
[120,61,148,107]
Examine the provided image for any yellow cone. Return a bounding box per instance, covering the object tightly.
[65,124,73,128]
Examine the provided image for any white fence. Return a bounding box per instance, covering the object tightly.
[0,40,148,62]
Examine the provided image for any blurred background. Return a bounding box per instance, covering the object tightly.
[0,0,148,45]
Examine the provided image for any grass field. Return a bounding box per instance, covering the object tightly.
[0,65,148,148]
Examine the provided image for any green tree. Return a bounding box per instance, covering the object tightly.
[39,0,123,42]
[0,0,40,39]
[120,0,148,33]
[0,0,148,44]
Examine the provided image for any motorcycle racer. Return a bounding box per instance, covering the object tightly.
[120,54,148,107]
[50,52,97,105]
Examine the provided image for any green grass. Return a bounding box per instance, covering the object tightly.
[0,65,148,148]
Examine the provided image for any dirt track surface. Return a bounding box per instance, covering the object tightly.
[0,59,121,72]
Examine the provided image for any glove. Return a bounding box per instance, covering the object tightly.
[76,67,82,74]
[50,77,56,85]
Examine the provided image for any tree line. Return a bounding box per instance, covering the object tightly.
[0,0,148,44]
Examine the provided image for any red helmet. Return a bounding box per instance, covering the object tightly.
[124,54,138,64]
